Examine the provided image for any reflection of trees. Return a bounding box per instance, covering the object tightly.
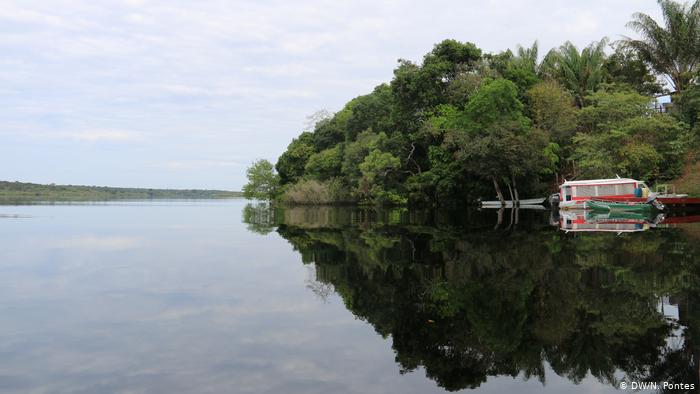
[265,206,700,391]
[241,203,278,235]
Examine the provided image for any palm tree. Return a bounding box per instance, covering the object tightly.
[623,0,700,94]
[542,39,609,107]
[514,41,539,74]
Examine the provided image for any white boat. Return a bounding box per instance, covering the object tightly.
[480,197,546,207]
[555,178,652,210]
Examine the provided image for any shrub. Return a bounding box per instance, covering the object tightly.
[281,178,353,205]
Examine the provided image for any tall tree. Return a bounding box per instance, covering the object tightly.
[542,39,609,107]
[623,0,700,93]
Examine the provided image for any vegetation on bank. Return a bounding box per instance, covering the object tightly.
[245,0,700,206]
[0,181,241,202]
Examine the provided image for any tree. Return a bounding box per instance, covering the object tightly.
[344,84,393,141]
[623,0,700,94]
[243,159,280,201]
[542,39,609,107]
[571,90,691,180]
[358,149,404,204]
[498,41,542,97]
[304,145,342,181]
[527,81,578,146]
[391,40,482,127]
[462,79,529,131]
[275,132,315,184]
[603,44,664,95]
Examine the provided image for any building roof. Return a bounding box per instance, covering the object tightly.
[561,178,639,186]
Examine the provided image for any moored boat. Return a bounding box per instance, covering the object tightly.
[480,197,546,207]
[554,178,652,210]
[584,199,656,213]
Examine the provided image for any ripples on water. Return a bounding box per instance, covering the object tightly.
[0,199,698,393]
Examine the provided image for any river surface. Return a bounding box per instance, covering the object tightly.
[1,199,699,393]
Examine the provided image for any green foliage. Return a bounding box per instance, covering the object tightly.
[342,130,387,181]
[344,84,393,141]
[527,81,578,146]
[603,44,664,95]
[673,84,700,128]
[359,149,401,184]
[577,90,652,132]
[619,140,664,179]
[498,42,541,97]
[313,114,347,151]
[358,149,404,204]
[542,39,609,107]
[243,159,280,201]
[305,145,342,181]
[391,39,481,127]
[463,79,529,132]
[276,132,315,184]
[572,91,691,180]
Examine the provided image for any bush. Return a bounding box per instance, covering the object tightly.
[281,179,353,205]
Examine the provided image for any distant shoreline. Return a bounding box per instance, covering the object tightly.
[0,181,242,202]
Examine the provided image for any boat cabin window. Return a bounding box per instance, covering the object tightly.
[618,183,635,195]
[576,185,596,197]
[563,186,572,201]
[598,185,616,196]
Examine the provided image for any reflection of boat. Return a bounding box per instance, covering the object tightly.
[558,210,664,233]
[481,197,546,208]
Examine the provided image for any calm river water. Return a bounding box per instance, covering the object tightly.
[1,199,699,393]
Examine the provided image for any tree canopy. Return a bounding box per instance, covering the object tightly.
[243,159,280,201]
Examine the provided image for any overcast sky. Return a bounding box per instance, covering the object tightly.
[0,0,663,190]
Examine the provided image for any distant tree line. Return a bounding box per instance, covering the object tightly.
[245,0,700,206]
[0,181,241,202]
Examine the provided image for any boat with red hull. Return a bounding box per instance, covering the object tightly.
[553,177,700,209]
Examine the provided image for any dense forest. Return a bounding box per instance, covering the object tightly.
[0,181,241,202]
[244,0,700,206]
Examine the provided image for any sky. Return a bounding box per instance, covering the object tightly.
[0,0,664,190]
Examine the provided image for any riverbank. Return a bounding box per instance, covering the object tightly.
[0,181,242,202]
[670,155,700,197]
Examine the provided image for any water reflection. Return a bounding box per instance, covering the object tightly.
[244,203,700,392]
[556,210,665,233]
